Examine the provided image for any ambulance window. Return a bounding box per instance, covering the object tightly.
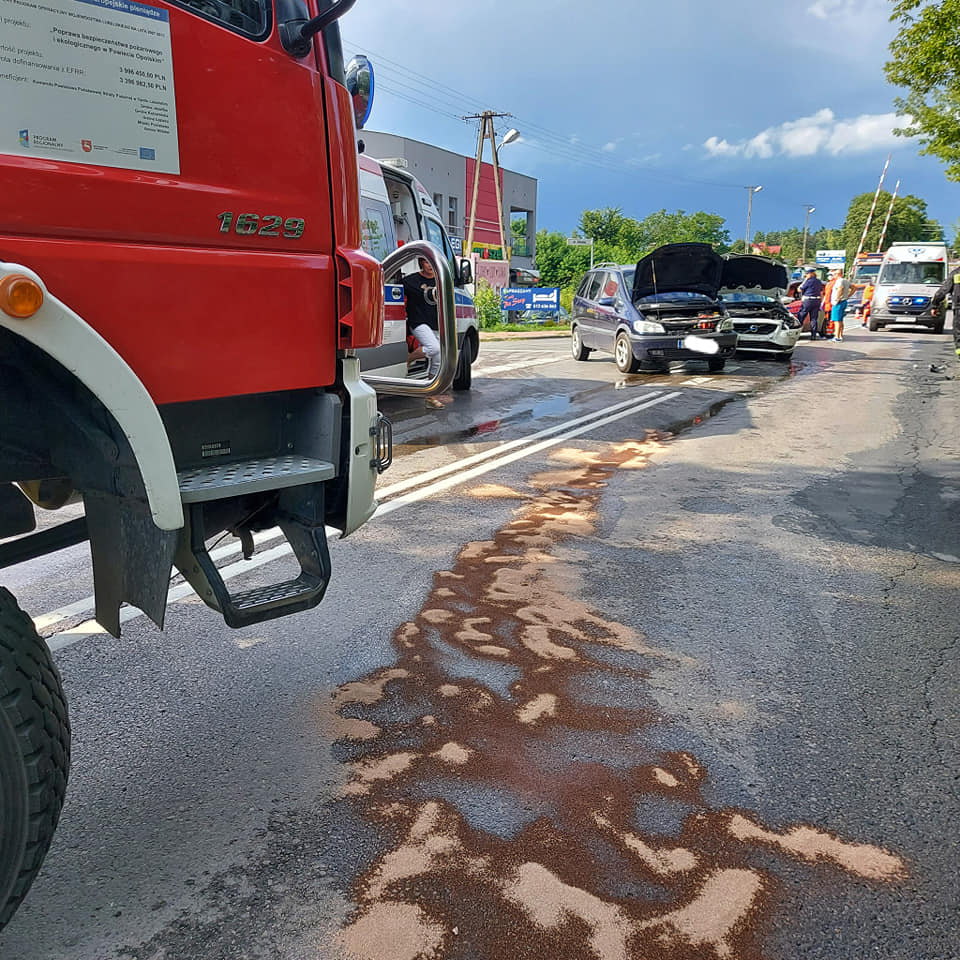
[171,0,269,39]
[424,218,451,259]
[361,201,394,262]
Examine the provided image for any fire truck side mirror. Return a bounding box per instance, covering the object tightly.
[278,0,358,59]
[345,56,375,130]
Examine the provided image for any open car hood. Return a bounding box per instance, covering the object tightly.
[720,254,788,297]
[632,243,724,301]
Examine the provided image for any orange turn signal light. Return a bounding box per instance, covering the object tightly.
[0,274,44,319]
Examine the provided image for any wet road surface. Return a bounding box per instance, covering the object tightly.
[1,327,957,959]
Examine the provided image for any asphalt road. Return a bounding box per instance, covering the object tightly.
[1,325,957,960]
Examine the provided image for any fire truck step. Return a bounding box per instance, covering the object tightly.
[228,575,323,614]
[178,456,335,504]
[182,491,332,629]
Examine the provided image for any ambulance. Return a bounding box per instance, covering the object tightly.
[358,156,478,390]
[869,242,949,333]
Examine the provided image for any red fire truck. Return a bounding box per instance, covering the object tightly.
[0,0,456,926]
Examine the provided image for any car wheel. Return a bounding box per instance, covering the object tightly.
[571,326,590,361]
[707,358,726,373]
[868,316,880,332]
[614,333,639,373]
[452,338,472,391]
[0,588,70,930]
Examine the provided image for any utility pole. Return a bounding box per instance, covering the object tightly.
[876,179,900,252]
[745,185,762,252]
[853,153,891,271]
[462,110,511,264]
[801,204,816,264]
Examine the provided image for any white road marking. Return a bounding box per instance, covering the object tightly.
[376,392,681,518]
[32,528,282,632]
[477,355,567,376]
[34,391,667,634]
[378,391,665,499]
[42,391,681,649]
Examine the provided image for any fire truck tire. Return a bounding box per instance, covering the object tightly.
[453,341,472,391]
[0,588,70,930]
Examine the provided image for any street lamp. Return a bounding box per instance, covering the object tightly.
[744,185,762,252]
[497,128,520,150]
[802,204,816,264]
[492,127,520,264]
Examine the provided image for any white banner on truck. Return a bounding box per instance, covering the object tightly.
[0,0,180,174]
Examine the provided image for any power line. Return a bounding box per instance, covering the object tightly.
[342,38,745,193]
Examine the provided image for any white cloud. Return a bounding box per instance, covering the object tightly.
[704,108,907,159]
[703,136,739,157]
[807,0,885,19]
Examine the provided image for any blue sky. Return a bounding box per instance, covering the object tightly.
[341,0,954,242]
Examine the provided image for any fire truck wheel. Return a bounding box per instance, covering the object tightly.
[0,588,70,930]
[452,341,472,391]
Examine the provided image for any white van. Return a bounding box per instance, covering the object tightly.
[869,242,949,333]
[357,155,478,389]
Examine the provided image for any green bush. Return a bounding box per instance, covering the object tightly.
[473,279,503,330]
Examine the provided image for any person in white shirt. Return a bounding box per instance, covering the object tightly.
[830,270,853,342]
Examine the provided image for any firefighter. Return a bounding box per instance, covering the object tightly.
[858,282,875,327]
[931,267,960,356]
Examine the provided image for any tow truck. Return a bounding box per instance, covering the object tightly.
[0,0,456,927]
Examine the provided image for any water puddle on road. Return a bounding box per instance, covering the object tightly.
[391,393,581,451]
[325,435,906,960]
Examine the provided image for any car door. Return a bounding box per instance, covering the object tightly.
[577,272,606,348]
[593,272,623,349]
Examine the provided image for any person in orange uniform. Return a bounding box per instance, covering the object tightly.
[859,282,875,327]
[821,271,838,339]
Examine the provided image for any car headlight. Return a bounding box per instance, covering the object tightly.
[633,319,665,334]
[717,317,733,332]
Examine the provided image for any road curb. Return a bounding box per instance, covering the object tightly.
[479,330,570,342]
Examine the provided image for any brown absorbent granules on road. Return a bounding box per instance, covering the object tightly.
[327,436,905,960]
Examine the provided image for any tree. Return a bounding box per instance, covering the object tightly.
[635,209,731,251]
[472,279,503,330]
[840,191,940,254]
[885,0,960,181]
[534,229,592,290]
[579,208,631,245]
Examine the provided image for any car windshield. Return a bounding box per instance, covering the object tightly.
[878,262,945,285]
[621,269,635,291]
[853,264,881,281]
[720,292,777,303]
[636,291,715,304]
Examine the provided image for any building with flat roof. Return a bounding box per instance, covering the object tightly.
[360,130,538,275]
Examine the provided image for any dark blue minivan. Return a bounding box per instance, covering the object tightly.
[570,243,738,373]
